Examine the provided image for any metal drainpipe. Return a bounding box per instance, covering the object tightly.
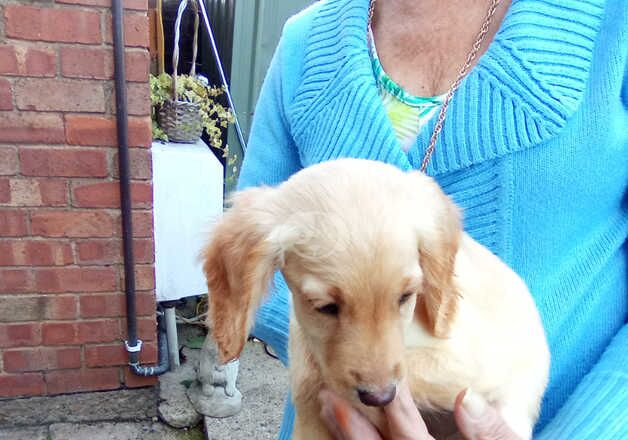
[112,0,169,376]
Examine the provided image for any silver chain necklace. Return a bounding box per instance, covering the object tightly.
[368,0,502,172]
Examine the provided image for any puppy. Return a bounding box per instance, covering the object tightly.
[202,159,549,439]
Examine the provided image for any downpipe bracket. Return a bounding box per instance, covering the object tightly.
[125,339,143,353]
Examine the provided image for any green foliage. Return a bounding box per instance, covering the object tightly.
[224,151,240,189]
[180,379,195,389]
[185,335,206,349]
[150,73,235,156]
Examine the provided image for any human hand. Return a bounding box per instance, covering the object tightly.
[453,389,521,440]
[318,384,521,440]
[318,382,433,440]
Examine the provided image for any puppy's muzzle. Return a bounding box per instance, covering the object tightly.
[356,384,396,407]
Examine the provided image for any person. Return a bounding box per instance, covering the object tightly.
[235,0,627,438]
[318,382,522,439]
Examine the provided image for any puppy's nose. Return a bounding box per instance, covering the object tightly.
[356,384,396,407]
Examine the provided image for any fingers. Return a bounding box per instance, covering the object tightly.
[384,382,433,439]
[454,389,521,440]
[319,383,434,440]
[319,389,383,440]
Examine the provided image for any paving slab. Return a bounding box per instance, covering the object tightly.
[49,422,203,440]
[159,347,203,428]
[0,425,49,440]
[0,388,157,427]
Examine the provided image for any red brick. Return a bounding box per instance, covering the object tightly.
[44,295,78,320]
[0,210,28,236]
[0,45,55,77]
[22,47,56,77]
[31,210,114,238]
[75,238,152,266]
[76,240,119,265]
[35,267,117,293]
[0,113,65,144]
[38,180,68,206]
[118,50,151,83]
[0,269,33,294]
[134,265,154,290]
[5,5,101,44]
[15,78,104,112]
[0,297,41,322]
[124,366,157,388]
[0,178,9,203]
[112,148,152,180]
[3,347,81,372]
[0,78,12,110]
[85,342,155,367]
[140,341,157,363]
[80,293,122,318]
[0,296,77,322]
[121,315,155,341]
[105,13,149,47]
[45,367,120,395]
[124,82,150,116]
[125,0,150,10]
[61,48,149,82]
[42,322,78,345]
[0,323,41,348]
[72,181,152,208]
[85,343,126,367]
[20,148,108,178]
[134,291,157,316]
[7,178,68,207]
[79,291,155,320]
[124,50,150,82]
[57,0,148,10]
[60,47,109,80]
[130,210,153,238]
[0,45,19,74]
[66,115,151,147]
[0,240,73,266]
[0,147,19,175]
[134,239,154,264]
[0,373,45,397]
[78,319,120,343]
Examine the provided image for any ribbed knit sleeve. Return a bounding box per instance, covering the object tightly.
[236,32,303,190]
[536,324,628,439]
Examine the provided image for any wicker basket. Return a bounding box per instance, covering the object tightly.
[158,99,202,143]
[158,0,201,143]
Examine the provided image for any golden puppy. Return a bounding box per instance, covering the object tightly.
[202,159,549,440]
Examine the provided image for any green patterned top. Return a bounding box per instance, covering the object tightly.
[368,28,445,152]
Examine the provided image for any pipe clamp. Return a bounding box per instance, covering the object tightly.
[125,339,143,353]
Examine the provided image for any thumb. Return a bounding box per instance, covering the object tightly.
[454,389,521,440]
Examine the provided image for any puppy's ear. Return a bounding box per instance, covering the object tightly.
[202,187,280,363]
[412,175,462,338]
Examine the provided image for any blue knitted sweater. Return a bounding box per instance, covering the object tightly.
[237,0,628,438]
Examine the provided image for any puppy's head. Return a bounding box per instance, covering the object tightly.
[203,159,461,406]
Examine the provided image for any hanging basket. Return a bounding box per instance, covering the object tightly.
[158,0,202,143]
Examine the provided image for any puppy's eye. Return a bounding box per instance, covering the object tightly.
[316,303,339,316]
[399,292,414,306]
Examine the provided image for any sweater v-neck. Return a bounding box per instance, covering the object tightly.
[288,0,605,176]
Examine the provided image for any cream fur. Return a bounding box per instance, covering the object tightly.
[203,159,550,440]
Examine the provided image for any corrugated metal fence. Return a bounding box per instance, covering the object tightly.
[226,0,314,190]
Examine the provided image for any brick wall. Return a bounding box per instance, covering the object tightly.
[0,0,157,397]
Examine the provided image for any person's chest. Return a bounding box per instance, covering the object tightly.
[370,0,511,96]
